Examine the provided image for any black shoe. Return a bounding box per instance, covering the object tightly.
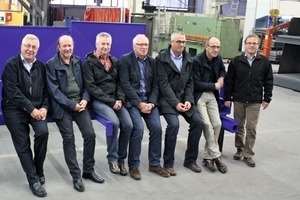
[39,176,45,185]
[82,172,105,183]
[73,179,85,192]
[29,182,47,197]
[118,163,128,176]
[183,163,201,173]
[109,162,120,174]
[202,159,217,172]
[214,157,228,173]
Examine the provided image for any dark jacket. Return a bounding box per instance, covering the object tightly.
[156,46,196,117]
[1,54,48,113]
[118,51,158,108]
[46,52,90,119]
[193,50,226,104]
[224,52,273,103]
[82,51,124,107]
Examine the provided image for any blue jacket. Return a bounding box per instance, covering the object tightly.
[193,50,226,104]
[46,53,90,119]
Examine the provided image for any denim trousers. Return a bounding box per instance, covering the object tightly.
[3,109,49,184]
[163,111,203,167]
[127,106,162,169]
[233,102,261,158]
[92,100,133,164]
[55,109,96,180]
[196,92,222,160]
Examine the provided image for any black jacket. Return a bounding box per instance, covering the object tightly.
[118,51,158,108]
[82,51,124,108]
[1,54,48,113]
[224,52,273,103]
[193,50,226,104]
[156,46,196,117]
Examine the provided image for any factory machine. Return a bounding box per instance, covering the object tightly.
[157,15,241,59]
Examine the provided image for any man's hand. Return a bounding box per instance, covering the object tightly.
[39,108,47,120]
[262,101,269,110]
[224,101,231,108]
[176,102,190,112]
[75,100,88,112]
[113,100,123,111]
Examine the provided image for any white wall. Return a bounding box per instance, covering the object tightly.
[279,1,300,17]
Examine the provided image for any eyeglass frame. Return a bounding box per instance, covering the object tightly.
[22,43,39,50]
[207,45,221,50]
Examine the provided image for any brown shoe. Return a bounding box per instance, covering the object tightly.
[243,157,256,167]
[164,167,177,176]
[233,149,243,160]
[214,157,228,173]
[129,168,141,180]
[149,166,170,177]
[183,163,201,173]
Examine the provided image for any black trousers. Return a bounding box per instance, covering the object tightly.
[3,109,49,185]
[55,109,96,180]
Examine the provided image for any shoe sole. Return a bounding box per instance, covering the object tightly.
[183,164,201,173]
[149,169,170,177]
[233,156,242,160]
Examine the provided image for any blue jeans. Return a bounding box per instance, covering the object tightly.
[92,100,133,164]
[163,112,203,167]
[127,107,162,169]
[55,109,96,180]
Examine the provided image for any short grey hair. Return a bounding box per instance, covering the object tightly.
[96,32,112,44]
[22,34,40,47]
[171,32,185,41]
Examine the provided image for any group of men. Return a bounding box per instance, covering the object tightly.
[1,32,273,197]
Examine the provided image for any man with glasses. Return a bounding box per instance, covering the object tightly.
[224,34,273,167]
[2,34,48,197]
[156,32,203,175]
[193,37,227,173]
[118,34,169,180]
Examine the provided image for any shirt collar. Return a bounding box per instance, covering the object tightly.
[20,53,36,65]
[245,52,257,60]
[134,52,147,62]
[170,49,182,60]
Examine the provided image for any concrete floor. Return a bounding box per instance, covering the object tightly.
[0,85,300,200]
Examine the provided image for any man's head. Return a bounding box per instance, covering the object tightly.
[133,34,149,59]
[57,35,74,61]
[205,37,221,60]
[244,34,260,57]
[21,34,40,63]
[95,32,112,56]
[170,32,186,57]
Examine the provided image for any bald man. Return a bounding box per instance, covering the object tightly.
[193,37,228,173]
[46,35,104,192]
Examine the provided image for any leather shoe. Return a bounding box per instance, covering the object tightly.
[233,149,243,160]
[183,163,201,173]
[82,172,105,183]
[214,157,228,173]
[149,166,170,177]
[164,167,177,176]
[202,159,217,172]
[39,176,45,185]
[109,162,120,174]
[129,168,141,180]
[118,163,128,176]
[29,182,47,197]
[73,179,85,192]
[243,157,256,167]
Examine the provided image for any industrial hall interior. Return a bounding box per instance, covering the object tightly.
[0,0,299,200]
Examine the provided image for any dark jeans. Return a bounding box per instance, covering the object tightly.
[163,112,203,167]
[55,109,96,180]
[3,109,49,185]
[127,107,162,169]
[92,100,133,164]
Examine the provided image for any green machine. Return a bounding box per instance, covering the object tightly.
[157,15,240,59]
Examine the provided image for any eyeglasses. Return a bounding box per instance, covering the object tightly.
[208,45,221,50]
[174,40,186,44]
[23,43,38,50]
[245,42,259,46]
[135,43,149,47]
